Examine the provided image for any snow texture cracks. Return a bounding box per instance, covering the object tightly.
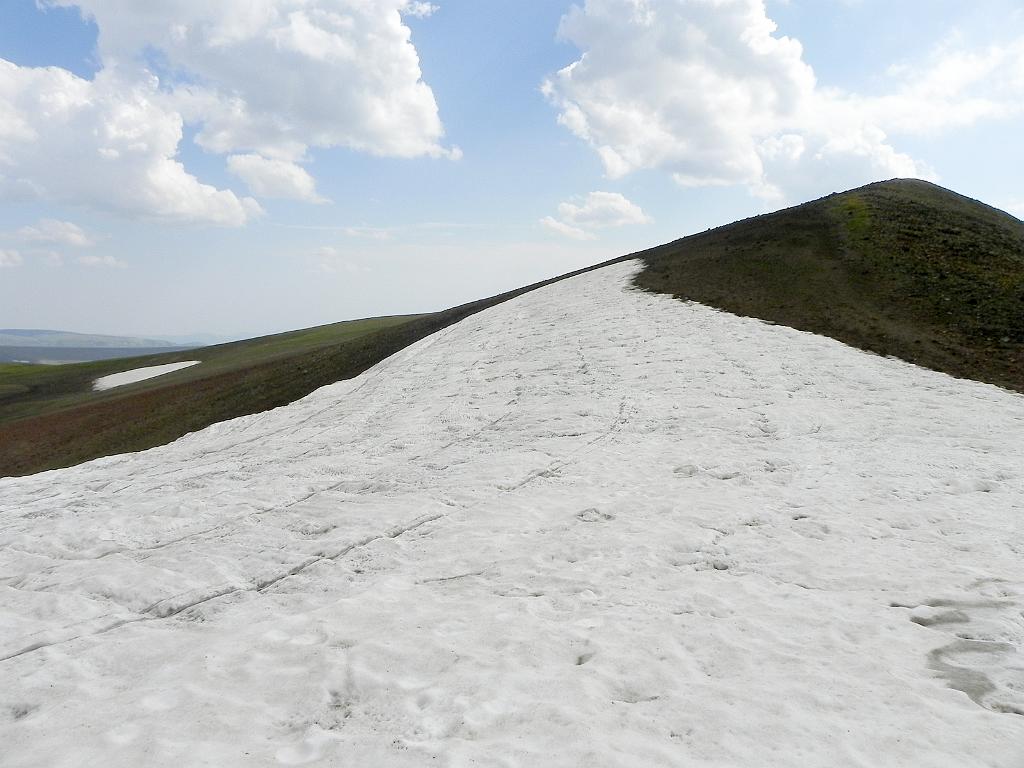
[2,261,1024,766]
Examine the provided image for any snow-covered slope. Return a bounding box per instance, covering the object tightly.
[93,361,201,391]
[2,261,1023,766]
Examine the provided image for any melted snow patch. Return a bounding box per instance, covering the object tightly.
[93,361,200,391]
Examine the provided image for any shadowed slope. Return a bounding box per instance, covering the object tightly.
[634,179,1024,393]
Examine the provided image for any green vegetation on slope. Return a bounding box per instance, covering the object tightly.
[0,316,417,476]
[0,316,415,424]
[634,179,1024,393]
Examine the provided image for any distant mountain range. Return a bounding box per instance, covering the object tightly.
[0,329,180,349]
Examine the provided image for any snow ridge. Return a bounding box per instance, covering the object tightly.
[2,261,1023,766]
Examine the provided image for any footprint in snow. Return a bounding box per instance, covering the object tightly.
[576,508,615,523]
[575,651,596,666]
[7,703,38,721]
[897,581,1024,716]
[673,464,699,477]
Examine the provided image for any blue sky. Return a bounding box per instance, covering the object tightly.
[1,0,1022,339]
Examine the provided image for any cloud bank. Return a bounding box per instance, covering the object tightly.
[543,0,1024,202]
[0,1,454,224]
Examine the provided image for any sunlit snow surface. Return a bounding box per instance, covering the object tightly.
[2,261,1023,766]
[93,361,200,391]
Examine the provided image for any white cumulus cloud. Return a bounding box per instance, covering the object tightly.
[403,2,439,18]
[543,0,822,193]
[17,218,97,247]
[542,191,651,239]
[543,0,1021,203]
[228,154,327,203]
[0,62,261,225]
[49,0,457,161]
[558,191,653,228]
[2,1,455,223]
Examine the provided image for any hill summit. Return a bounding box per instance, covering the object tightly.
[635,179,1024,392]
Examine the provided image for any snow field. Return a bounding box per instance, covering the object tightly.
[93,361,200,391]
[2,260,1023,766]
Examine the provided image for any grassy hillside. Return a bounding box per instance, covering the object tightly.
[0,316,416,476]
[634,179,1024,393]
[0,316,415,424]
